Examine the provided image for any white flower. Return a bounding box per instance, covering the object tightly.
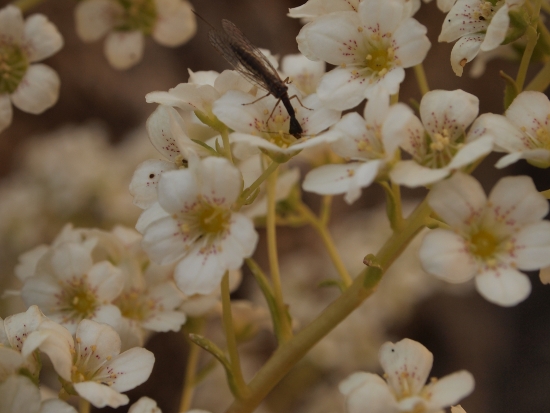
[288,0,359,20]
[439,0,525,76]
[23,319,155,408]
[137,155,258,295]
[389,89,494,187]
[212,89,340,159]
[74,0,196,69]
[129,396,162,413]
[303,91,412,203]
[340,338,474,413]
[472,91,550,168]
[420,172,550,306]
[296,0,430,110]
[0,5,63,133]
[280,54,326,97]
[0,375,77,413]
[20,238,124,334]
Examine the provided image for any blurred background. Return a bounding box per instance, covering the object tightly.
[0,0,549,412]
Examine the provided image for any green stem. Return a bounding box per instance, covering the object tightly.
[235,161,280,210]
[221,273,249,398]
[78,398,90,413]
[413,64,430,95]
[179,318,205,412]
[319,195,332,226]
[225,200,432,413]
[526,59,550,91]
[297,203,353,288]
[541,188,550,198]
[221,129,234,164]
[516,25,539,91]
[12,0,45,12]
[266,167,293,343]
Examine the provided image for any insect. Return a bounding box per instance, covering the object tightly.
[196,14,306,138]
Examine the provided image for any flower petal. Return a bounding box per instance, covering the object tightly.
[425,371,475,410]
[379,338,433,396]
[0,375,41,413]
[88,261,124,301]
[40,398,78,413]
[420,90,479,140]
[0,6,24,44]
[152,0,196,46]
[339,372,399,413]
[157,169,200,214]
[74,0,121,42]
[389,160,449,187]
[101,347,155,392]
[129,159,177,209]
[449,34,484,77]
[446,135,493,169]
[104,30,144,70]
[198,157,242,207]
[427,172,486,229]
[141,215,187,264]
[439,0,487,43]
[317,68,368,111]
[173,243,226,295]
[392,17,431,67]
[514,222,550,270]
[23,14,63,62]
[74,381,129,408]
[11,64,60,114]
[488,176,549,225]
[135,202,170,234]
[420,229,478,283]
[475,267,531,306]
[480,5,509,51]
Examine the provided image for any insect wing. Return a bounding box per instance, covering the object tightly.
[208,20,281,93]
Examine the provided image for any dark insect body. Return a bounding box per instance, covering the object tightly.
[202,17,304,138]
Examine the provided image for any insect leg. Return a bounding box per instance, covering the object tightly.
[242,91,271,106]
[288,94,313,111]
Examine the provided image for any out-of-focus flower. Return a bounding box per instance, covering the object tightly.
[137,155,258,295]
[420,172,550,306]
[472,91,550,168]
[340,338,474,413]
[20,237,124,334]
[439,0,525,76]
[0,5,63,133]
[0,375,77,413]
[296,0,430,109]
[389,89,494,187]
[129,396,162,413]
[75,0,196,69]
[23,319,155,408]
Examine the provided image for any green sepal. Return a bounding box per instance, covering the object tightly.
[243,187,261,205]
[502,9,529,45]
[500,70,519,110]
[191,139,219,157]
[187,333,242,397]
[194,110,227,133]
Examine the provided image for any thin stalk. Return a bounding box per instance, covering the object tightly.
[235,161,280,210]
[79,398,90,413]
[297,203,353,288]
[221,129,234,164]
[319,195,332,226]
[413,64,430,95]
[221,273,250,398]
[12,0,45,12]
[266,167,293,342]
[516,25,539,91]
[179,318,206,412]
[526,59,550,91]
[225,200,432,413]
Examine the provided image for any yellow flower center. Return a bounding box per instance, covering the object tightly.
[364,46,394,77]
[195,202,231,235]
[469,229,497,258]
[116,0,157,35]
[420,128,464,169]
[0,44,28,94]
[60,276,98,322]
[116,289,157,321]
